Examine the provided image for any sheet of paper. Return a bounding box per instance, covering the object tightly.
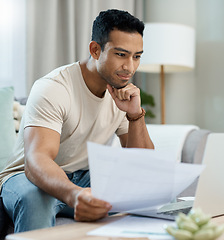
[87,142,204,213]
[87,215,175,239]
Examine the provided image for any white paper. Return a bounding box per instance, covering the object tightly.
[178,197,195,201]
[88,215,175,239]
[87,142,204,213]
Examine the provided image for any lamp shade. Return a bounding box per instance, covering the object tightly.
[138,23,195,73]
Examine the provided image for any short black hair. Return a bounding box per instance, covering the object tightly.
[91,9,145,51]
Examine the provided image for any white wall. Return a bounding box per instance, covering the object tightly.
[143,0,224,132]
[142,0,196,125]
[195,0,224,132]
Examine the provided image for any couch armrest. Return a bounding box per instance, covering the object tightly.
[181,129,211,165]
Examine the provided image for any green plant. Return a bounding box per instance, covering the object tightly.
[140,88,155,118]
[165,208,224,240]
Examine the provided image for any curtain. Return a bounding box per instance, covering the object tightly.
[26,0,144,94]
[0,0,26,97]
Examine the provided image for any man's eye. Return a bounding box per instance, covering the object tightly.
[134,55,141,59]
[116,53,125,57]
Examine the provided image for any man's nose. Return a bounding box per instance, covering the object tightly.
[122,58,134,73]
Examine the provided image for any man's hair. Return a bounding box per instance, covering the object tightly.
[91,9,145,51]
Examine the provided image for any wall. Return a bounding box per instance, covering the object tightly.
[196,0,224,132]
[142,0,224,132]
[141,0,196,125]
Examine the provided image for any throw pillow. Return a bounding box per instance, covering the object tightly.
[0,86,16,171]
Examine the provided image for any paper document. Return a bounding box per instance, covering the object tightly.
[88,215,175,239]
[87,142,204,213]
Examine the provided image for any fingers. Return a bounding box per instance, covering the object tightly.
[79,189,111,208]
[107,83,141,114]
[75,202,109,221]
[107,83,140,101]
[74,188,112,222]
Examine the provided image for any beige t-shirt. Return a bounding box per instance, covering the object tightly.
[0,62,128,189]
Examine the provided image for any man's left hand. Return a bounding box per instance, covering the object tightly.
[107,83,142,117]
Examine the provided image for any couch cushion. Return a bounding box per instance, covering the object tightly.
[0,86,16,171]
[146,124,199,162]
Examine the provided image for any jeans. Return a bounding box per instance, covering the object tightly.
[1,170,90,233]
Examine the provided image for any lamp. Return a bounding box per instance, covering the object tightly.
[138,23,195,124]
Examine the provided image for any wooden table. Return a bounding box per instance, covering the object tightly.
[6,214,224,240]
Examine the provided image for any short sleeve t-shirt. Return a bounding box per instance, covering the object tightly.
[0,62,128,188]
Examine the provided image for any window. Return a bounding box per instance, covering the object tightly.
[0,0,26,97]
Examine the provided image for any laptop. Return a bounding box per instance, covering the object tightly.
[132,133,224,220]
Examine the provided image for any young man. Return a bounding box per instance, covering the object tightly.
[0,9,154,232]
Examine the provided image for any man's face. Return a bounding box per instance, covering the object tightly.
[96,30,143,89]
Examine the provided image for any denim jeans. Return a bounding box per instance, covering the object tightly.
[1,170,90,233]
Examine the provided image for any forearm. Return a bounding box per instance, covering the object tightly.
[23,126,111,222]
[25,152,81,208]
[25,152,111,221]
[126,116,154,149]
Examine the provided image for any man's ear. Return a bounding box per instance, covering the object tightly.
[89,41,101,59]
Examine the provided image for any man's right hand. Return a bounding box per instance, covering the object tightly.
[24,126,111,222]
[74,188,112,221]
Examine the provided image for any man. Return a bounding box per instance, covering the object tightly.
[0,9,154,232]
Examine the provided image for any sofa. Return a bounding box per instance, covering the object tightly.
[0,86,211,238]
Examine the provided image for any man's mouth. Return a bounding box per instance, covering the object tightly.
[117,73,132,81]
